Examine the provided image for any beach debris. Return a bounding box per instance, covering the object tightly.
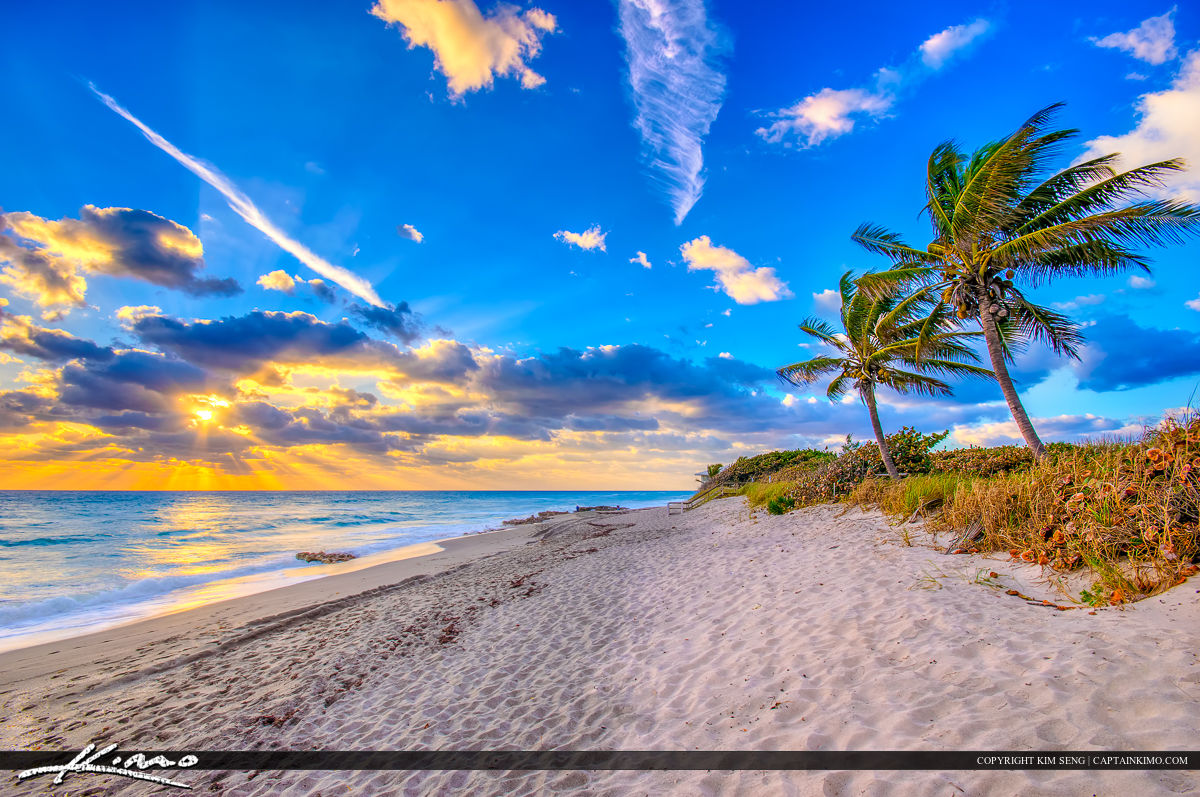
[575,505,625,512]
[295,551,357,564]
[906,495,944,524]
[503,510,569,526]
[1002,586,1079,611]
[944,519,985,555]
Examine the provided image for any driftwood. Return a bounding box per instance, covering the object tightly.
[503,510,569,526]
[906,495,944,524]
[944,519,985,555]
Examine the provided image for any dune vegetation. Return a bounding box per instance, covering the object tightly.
[700,103,1200,606]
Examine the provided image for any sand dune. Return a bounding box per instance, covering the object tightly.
[2,500,1197,795]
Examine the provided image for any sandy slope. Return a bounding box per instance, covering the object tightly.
[2,500,1197,796]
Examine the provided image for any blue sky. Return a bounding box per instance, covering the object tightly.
[0,0,1198,489]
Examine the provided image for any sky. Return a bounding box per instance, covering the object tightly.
[0,0,1198,490]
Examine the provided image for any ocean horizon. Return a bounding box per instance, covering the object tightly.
[0,489,691,652]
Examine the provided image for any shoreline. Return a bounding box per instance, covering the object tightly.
[0,519,540,681]
[0,493,682,656]
[2,499,1196,796]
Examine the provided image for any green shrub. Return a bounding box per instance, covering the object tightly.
[845,426,949,475]
[708,448,834,488]
[930,445,1033,477]
[767,495,796,515]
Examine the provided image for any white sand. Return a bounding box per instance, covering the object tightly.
[2,500,1197,796]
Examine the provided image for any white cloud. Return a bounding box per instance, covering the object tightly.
[756,86,894,148]
[757,19,990,148]
[397,223,424,243]
[1081,48,1200,201]
[1186,294,1200,311]
[679,235,791,305]
[617,0,727,224]
[1051,293,1106,312]
[1093,9,1178,65]
[370,0,557,96]
[257,270,298,293]
[813,288,841,313]
[951,414,1142,447]
[781,393,798,407]
[718,351,733,359]
[721,308,731,317]
[554,225,607,251]
[919,19,990,68]
[630,250,652,268]
[1128,275,1156,289]
[91,85,385,307]
[256,270,335,301]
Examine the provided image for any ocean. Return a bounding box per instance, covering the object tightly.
[0,490,691,652]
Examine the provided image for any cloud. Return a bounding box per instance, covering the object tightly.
[757,19,990,148]
[1072,313,1200,391]
[0,308,114,363]
[951,413,1142,447]
[1128,275,1157,289]
[58,351,213,413]
[679,236,791,304]
[256,270,298,293]
[350,301,422,343]
[397,223,424,242]
[1187,295,1200,311]
[1093,9,1178,65]
[1051,293,1106,312]
[129,310,399,373]
[616,0,727,224]
[0,224,88,311]
[554,225,607,251]
[256,270,337,302]
[1081,47,1200,202]
[630,250,652,268]
[718,351,732,359]
[812,288,841,313]
[0,206,239,309]
[919,19,990,68]
[91,85,385,307]
[370,0,556,96]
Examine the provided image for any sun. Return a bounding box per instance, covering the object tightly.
[187,394,231,426]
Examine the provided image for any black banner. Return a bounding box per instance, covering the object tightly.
[3,750,1196,771]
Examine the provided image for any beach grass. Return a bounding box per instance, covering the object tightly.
[731,412,1200,605]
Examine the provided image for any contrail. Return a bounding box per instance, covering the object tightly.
[90,84,385,307]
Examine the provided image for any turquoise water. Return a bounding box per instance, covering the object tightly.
[0,490,689,650]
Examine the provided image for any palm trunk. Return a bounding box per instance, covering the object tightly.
[862,383,900,479]
[977,300,1046,458]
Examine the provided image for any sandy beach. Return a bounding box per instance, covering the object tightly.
[2,498,1198,796]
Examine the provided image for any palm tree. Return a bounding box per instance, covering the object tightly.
[853,104,1200,457]
[777,271,992,479]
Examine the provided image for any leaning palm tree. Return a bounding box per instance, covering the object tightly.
[777,271,992,479]
[853,104,1200,457]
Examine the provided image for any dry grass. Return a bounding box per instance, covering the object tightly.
[844,415,1200,604]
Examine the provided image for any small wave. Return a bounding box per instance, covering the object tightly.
[0,535,104,548]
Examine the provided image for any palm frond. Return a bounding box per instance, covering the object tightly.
[1010,298,1085,359]
[850,223,932,264]
[777,356,843,387]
